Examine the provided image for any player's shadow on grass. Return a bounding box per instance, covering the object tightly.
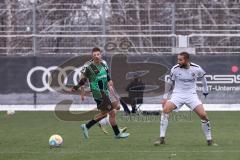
[54,100,100,121]
[54,92,112,121]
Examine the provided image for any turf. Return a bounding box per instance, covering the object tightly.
[0,111,239,160]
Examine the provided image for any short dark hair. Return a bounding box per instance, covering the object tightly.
[179,52,190,60]
[92,47,101,54]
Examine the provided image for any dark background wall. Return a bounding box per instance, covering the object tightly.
[0,55,239,105]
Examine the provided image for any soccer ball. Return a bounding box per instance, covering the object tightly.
[6,110,15,115]
[49,134,63,147]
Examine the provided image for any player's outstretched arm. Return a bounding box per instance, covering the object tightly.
[108,80,114,91]
[72,77,87,92]
[161,79,174,105]
[79,86,85,101]
[107,68,114,94]
[201,75,209,98]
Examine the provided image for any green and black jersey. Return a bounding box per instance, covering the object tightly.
[81,59,111,100]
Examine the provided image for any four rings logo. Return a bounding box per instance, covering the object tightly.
[27,66,83,92]
[26,54,168,97]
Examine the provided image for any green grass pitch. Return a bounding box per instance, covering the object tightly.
[0,111,239,160]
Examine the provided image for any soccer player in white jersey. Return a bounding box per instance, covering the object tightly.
[154,52,216,146]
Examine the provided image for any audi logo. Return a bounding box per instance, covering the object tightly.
[27,66,82,92]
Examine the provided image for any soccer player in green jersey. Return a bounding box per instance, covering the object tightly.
[72,47,130,139]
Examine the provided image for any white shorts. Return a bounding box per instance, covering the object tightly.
[168,93,202,111]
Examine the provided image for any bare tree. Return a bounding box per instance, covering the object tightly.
[4,0,13,55]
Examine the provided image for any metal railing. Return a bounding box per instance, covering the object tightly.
[0,1,239,55]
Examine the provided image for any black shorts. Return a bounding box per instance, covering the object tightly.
[94,98,113,112]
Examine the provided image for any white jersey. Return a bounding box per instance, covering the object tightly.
[170,63,206,94]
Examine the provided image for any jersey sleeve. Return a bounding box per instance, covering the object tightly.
[197,66,206,78]
[101,60,109,70]
[101,60,111,81]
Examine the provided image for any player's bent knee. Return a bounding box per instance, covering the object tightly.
[162,108,169,114]
[163,102,176,114]
[115,105,120,110]
[111,101,119,108]
[163,107,172,114]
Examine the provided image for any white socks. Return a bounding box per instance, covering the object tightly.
[160,113,212,141]
[201,119,212,140]
[99,115,110,126]
[160,113,169,137]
